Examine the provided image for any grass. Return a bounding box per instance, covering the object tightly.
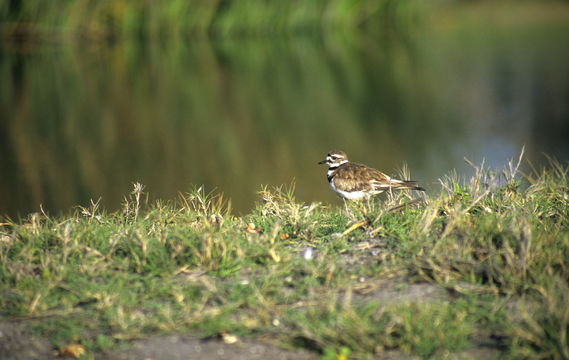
[1,151,568,359]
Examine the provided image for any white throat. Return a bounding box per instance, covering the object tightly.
[327,160,347,178]
[328,159,348,168]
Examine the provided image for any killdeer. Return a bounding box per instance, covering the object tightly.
[318,150,425,200]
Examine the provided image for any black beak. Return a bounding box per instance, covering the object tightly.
[318,159,327,165]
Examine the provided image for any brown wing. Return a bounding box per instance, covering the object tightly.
[333,163,391,192]
[335,163,425,192]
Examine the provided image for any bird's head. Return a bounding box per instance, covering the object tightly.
[318,150,349,167]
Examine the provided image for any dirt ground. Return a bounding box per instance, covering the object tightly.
[0,321,318,360]
[0,280,503,359]
[0,321,54,360]
[0,320,501,360]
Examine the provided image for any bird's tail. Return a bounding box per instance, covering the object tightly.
[391,179,425,192]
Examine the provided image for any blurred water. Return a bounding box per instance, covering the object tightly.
[1,5,568,218]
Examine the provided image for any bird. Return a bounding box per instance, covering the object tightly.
[318,150,425,200]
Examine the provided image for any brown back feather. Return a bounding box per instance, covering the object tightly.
[333,162,425,192]
[332,163,390,192]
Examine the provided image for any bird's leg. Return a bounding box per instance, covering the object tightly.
[359,197,374,224]
[387,185,394,205]
[343,199,350,213]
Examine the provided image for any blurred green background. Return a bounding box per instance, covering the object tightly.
[1,1,568,217]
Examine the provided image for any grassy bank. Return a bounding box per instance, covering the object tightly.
[1,153,568,359]
[1,0,424,41]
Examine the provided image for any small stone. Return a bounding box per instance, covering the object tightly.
[303,247,314,260]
